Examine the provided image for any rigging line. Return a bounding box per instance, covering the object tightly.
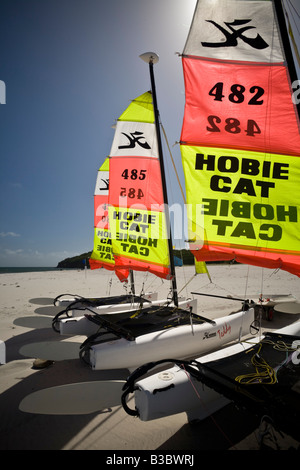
[178,273,197,295]
[260,267,264,301]
[161,121,192,296]
[161,122,213,288]
[177,249,190,298]
[161,123,186,204]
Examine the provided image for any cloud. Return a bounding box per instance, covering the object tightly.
[0,232,21,237]
[4,249,24,255]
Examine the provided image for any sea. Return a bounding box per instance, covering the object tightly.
[0,267,60,274]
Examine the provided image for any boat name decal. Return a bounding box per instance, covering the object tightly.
[217,322,232,339]
[203,323,231,340]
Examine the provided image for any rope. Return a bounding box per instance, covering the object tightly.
[160,123,186,204]
[234,338,298,385]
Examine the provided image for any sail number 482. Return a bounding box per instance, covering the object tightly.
[207,116,261,136]
[207,82,264,136]
[209,82,264,105]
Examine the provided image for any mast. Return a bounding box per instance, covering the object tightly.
[129,270,135,295]
[140,52,178,307]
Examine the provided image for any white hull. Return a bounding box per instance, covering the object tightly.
[89,307,255,371]
[57,298,196,336]
[132,320,300,422]
[67,295,185,317]
[54,291,158,308]
[0,340,5,365]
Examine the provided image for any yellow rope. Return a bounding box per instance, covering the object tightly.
[235,344,277,385]
[235,339,297,385]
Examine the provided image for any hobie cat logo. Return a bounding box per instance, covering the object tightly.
[0,80,6,104]
[201,19,269,50]
[118,131,151,150]
[99,178,109,191]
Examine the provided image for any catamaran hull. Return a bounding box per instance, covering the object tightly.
[134,359,230,422]
[131,320,300,422]
[54,292,158,308]
[67,295,186,317]
[57,297,196,336]
[89,307,255,371]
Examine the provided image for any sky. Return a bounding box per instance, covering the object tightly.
[0,0,299,267]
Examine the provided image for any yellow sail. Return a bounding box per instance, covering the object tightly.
[108,92,172,279]
[180,0,300,277]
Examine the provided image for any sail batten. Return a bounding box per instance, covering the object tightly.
[180,0,300,277]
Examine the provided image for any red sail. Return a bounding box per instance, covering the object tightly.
[180,0,300,277]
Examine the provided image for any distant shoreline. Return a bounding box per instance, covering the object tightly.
[0,267,63,274]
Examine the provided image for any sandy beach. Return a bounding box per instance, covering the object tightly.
[0,263,299,451]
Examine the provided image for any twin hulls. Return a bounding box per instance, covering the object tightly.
[55,296,197,336]
[87,306,255,371]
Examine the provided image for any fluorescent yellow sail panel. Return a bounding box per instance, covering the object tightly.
[181,145,300,274]
[109,206,170,278]
[118,91,154,123]
[195,259,208,275]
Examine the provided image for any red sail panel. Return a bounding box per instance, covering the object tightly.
[108,156,163,210]
[181,58,300,156]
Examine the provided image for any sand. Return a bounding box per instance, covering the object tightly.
[0,264,299,451]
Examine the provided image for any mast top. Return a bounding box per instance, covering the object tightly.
[139,52,159,65]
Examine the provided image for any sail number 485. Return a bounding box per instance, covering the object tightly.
[207,82,264,137]
[120,168,147,199]
[121,169,147,180]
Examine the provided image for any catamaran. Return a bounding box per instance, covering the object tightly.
[76,52,257,371]
[120,0,300,440]
[52,98,197,335]
[52,159,158,319]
